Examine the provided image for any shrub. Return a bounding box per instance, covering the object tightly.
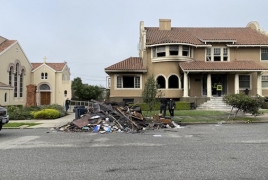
[39,104,67,117]
[34,109,60,119]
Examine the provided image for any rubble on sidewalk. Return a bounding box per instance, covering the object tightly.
[57,100,182,133]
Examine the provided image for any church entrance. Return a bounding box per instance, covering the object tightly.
[40,92,50,105]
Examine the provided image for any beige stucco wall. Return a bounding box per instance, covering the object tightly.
[55,66,72,106]
[32,64,72,106]
[108,73,144,99]
[0,42,32,106]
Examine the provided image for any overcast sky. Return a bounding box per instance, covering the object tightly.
[1,0,268,87]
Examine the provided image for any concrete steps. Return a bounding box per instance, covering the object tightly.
[196,96,233,111]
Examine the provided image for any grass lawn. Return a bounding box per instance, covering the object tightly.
[143,110,262,124]
[3,122,41,128]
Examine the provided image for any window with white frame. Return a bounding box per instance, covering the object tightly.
[116,75,141,89]
[152,45,193,58]
[261,48,268,60]
[206,47,229,61]
[239,75,250,89]
[182,46,190,56]
[169,45,179,55]
[206,48,211,61]
[262,75,268,88]
[153,46,166,57]
[41,72,48,79]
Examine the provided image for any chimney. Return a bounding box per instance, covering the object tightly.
[159,19,171,30]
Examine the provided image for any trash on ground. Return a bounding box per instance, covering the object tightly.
[57,100,183,133]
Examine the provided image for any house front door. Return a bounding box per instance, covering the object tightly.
[40,92,50,105]
[211,74,227,96]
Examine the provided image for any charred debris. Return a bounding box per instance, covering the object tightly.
[58,100,182,133]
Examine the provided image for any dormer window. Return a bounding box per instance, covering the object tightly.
[206,47,229,61]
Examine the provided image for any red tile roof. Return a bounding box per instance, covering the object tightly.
[145,27,268,45]
[179,60,268,71]
[0,82,13,88]
[31,62,67,71]
[105,57,147,72]
[0,40,16,53]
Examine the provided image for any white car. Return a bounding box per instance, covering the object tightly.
[0,106,9,131]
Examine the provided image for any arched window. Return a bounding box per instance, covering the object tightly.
[4,93,7,102]
[20,69,24,97]
[14,63,19,97]
[41,73,44,79]
[39,84,50,90]
[157,76,166,89]
[64,90,67,97]
[168,75,179,88]
[9,66,13,86]
[45,73,48,79]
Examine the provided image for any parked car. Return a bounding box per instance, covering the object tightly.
[0,106,9,131]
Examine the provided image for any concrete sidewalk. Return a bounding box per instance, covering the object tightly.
[8,112,75,129]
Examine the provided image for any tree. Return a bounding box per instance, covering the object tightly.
[72,77,103,100]
[223,94,264,119]
[142,75,162,112]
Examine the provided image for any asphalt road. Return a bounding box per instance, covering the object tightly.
[0,123,268,180]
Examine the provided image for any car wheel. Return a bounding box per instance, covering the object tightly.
[0,124,2,131]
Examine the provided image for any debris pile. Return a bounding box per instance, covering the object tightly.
[58,100,181,133]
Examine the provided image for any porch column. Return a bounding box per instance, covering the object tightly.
[207,74,212,97]
[234,73,239,94]
[183,72,189,97]
[257,72,262,96]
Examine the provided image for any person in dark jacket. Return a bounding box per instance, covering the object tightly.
[65,98,71,112]
[160,97,168,117]
[168,98,176,117]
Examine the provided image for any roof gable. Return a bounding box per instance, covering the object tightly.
[31,62,67,72]
[105,57,146,72]
[0,40,17,54]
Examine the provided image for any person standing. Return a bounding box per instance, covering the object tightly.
[160,97,167,117]
[65,98,71,112]
[168,98,176,117]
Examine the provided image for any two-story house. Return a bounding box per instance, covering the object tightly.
[105,19,268,104]
[0,36,72,106]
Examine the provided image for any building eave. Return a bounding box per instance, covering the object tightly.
[146,43,212,48]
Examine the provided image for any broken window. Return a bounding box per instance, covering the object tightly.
[116,75,141,89]
[157,76,166,89]
[168,75,179,88]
